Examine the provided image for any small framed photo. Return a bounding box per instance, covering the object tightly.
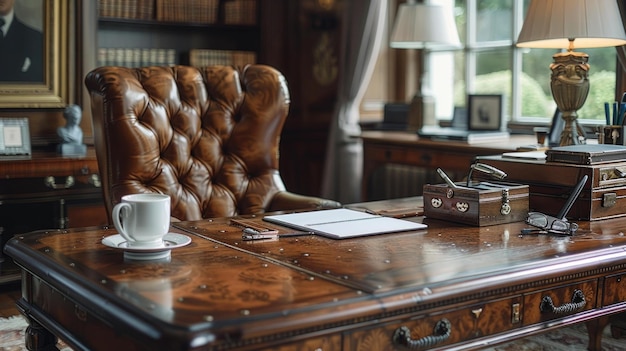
[0,118,31,159]
[468,94,504,131]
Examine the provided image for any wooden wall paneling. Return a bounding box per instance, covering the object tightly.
[269,0,341,197]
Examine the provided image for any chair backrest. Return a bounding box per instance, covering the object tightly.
[85,64,336,223]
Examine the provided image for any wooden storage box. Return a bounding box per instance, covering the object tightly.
[478,155,626,221]
[423,182,529,226]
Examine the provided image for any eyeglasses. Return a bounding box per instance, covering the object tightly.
[524,211,579,236]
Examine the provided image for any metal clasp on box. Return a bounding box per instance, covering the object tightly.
[500,188,511,215]
[602,192,617,208]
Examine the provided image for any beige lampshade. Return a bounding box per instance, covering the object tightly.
[390,2,461,49]
[517,0,626,49]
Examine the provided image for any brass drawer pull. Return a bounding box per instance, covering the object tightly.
[44,176,75,189]
[540,289,586,315]
[393,319,451,349]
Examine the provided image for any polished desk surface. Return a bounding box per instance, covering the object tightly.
[5,197,626,350]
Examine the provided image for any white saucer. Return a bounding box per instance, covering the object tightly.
[102,233,192,261]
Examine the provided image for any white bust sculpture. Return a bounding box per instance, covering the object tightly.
[57,104,86,155]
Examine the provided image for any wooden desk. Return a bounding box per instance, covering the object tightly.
[0,148,106,283]
[361,131,537,200]
[5,197,626,350]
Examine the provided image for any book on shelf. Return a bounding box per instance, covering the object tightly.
[189,49,257,67]
[222,0,257,25]
[99,0,155,20]
[155,0,219,24]
[98,48,177,67]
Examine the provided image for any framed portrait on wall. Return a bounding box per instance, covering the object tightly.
[0,0,69,108]
[468,94,504,131]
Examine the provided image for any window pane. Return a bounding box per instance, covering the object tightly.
[476,0,513,43]
[474,49,512,118]
[578,47,616,122]
[454,0,466,46]
[521,48,555,119]
[430,50,464,119]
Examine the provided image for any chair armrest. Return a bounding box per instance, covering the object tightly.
[269,191,341,212]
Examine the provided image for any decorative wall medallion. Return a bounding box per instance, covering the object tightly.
[313,33,338,86]
[318,0,335,10]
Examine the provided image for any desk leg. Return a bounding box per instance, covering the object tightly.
[586,316,609,351]
[24,316,59,351]
[610,312,626,338]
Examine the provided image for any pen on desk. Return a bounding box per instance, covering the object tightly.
[242,228,277,240]
[613,102,618,125]
[605,102,611,125]
[437,167,458,189]
[243,234,279,241]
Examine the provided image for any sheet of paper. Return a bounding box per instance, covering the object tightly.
[263,208,427,239]
[502,151,547,160]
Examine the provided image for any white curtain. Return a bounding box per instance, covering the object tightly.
[321,0,387,204]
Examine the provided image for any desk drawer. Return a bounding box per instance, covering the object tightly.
[523,280,597,325]
[365,145,474,172]
[602,273,626,306]
[263,335,341,351]
[344,297,520,350]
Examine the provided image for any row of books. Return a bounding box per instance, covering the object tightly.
[98,48,177,67]
[97,48,257,68]
[155,0,219,24]
[189,49,256,68]
[98,0,257,25]
[98,0,154,20]
[222,0,257,25]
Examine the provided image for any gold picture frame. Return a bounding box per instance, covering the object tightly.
[0,0,69,108]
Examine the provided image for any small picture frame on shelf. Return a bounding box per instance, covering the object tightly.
[468,94,503,131]
[0,118,31,160]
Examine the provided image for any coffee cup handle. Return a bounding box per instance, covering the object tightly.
[112,202,134,244]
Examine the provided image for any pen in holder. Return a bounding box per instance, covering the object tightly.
[603,125,625,145]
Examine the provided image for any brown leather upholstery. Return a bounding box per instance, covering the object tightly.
[85,64,340,223]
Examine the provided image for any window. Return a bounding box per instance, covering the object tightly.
[362,0,619,125]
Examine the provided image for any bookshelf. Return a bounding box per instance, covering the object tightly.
[96,0,260,67]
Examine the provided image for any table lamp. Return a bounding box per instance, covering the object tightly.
[516,0,626,146]
[390,0,460,130]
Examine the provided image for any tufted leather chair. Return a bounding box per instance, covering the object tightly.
[85,64,341,223]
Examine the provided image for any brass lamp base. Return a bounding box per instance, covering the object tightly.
[550,51,590,146]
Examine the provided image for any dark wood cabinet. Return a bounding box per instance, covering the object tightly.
[0,149,106,283]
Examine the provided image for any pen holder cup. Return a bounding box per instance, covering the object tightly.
[603,126,626,145]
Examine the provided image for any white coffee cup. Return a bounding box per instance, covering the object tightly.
[112,193,171,248]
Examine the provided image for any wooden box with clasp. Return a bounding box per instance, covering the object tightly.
[478,155,626,221]
[423,181,529,226]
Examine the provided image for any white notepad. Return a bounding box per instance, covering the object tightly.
[263,208,427,239]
